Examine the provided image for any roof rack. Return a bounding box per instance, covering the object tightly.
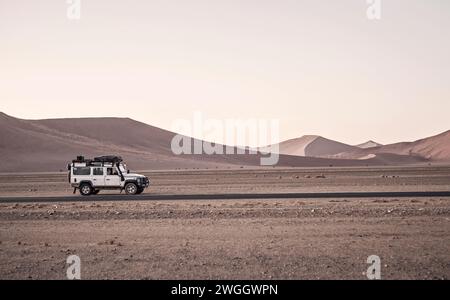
[93,156,123,163]
[72,155,123,164]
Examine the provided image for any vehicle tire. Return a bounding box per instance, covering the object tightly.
[92,189,100,195]
[79,183,93,196]
[125,182,138,195]
[136,187,144,195]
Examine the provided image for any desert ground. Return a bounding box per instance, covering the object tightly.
[0,166,449,279]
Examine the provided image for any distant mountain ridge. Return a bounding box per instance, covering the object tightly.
[0,112,443,172]
[357,130,450,161]
[264,130,450,162]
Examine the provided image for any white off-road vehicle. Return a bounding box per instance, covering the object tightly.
[68,156,150,196]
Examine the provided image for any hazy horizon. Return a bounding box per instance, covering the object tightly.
[1,0,449,146]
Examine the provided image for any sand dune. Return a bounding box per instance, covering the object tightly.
[355,141,383,149]
[0,112,227,172]
[263,135,358,157]
[336,131,450,162]
[0,112,436,172]
[263,130,449,163]
[373,131,450,161]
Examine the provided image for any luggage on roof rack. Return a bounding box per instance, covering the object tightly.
[71,155,122,164]
[93,155,123,163]
[72,156,92,164]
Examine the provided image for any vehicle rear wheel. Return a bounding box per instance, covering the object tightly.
[125,182,138,195]
[79,183,92,196]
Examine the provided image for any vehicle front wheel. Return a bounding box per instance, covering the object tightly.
[79,183,93,196]
[125,182,138,195]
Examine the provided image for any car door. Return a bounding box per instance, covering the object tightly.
[105,167,122,187]
[92,167,105,186]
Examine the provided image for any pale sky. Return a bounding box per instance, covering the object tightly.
[1,0,449,146]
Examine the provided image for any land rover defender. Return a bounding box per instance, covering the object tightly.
[68,156,150,196]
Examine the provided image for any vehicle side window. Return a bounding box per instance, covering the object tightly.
[93,168,103,176]
[73,167,91,176]
[107,168,118,176]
